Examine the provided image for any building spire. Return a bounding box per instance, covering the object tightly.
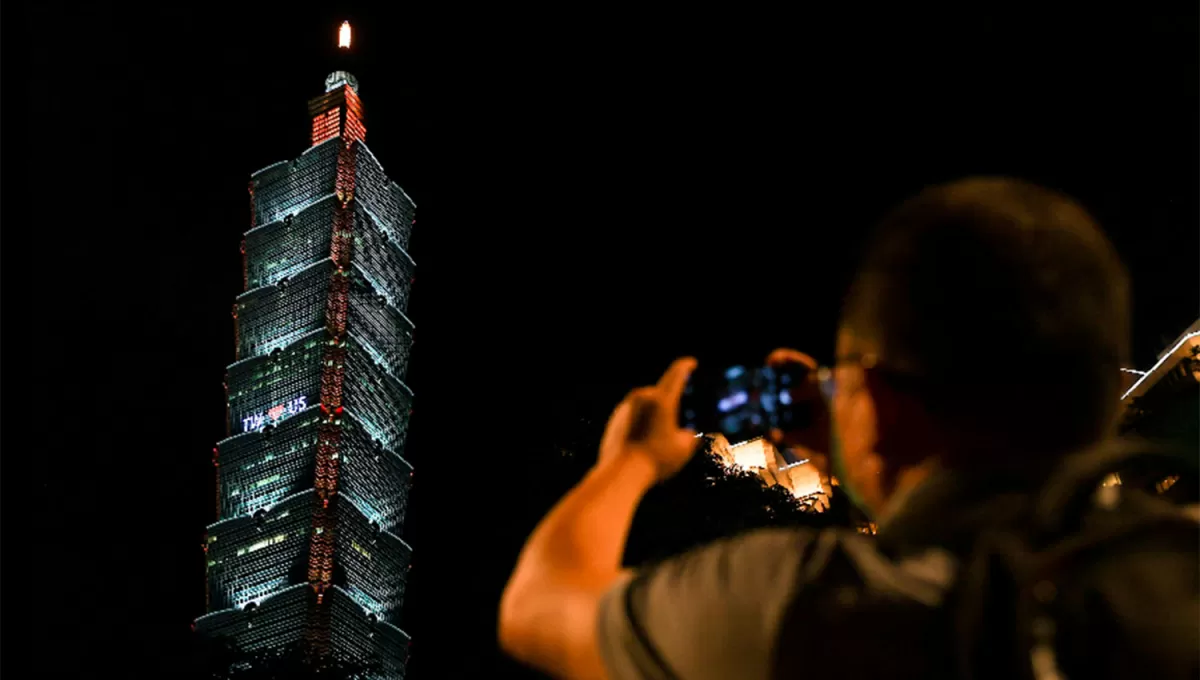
[326,20,359,94]
[313,20,365,146]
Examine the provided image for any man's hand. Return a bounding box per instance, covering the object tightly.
[499,358,698,680]
[598,357,699,481]
[765,348,831,477]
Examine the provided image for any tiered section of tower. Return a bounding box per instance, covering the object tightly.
[197,74,417,678]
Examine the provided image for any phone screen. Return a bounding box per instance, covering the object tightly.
[679,362,814,441]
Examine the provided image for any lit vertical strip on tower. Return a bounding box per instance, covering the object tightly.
[196,22,418,678]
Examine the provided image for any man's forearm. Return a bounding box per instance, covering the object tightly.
[519,452,656,580]
[499,451,658,675]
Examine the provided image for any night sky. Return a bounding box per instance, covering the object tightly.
[3,4,1197,678]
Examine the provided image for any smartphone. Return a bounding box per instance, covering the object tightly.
[678,362,816,441]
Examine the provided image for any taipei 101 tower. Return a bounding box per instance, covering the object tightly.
[195,21,418,677]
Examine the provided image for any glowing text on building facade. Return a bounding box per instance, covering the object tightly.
[242,396,308,432]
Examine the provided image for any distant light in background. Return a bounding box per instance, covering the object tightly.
[338,21,352,49]
[1122,330,1200,400]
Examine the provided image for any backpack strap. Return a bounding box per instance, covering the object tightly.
[956,438,1199,680]
[953,526,1032,680]
[1031,437,1198,549]
[1022,439,1199,680]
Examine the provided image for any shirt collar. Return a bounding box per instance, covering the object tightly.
[874,463,1044,554]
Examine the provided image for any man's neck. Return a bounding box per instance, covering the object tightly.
[874,459,939,529]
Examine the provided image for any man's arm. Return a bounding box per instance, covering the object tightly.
[498,452,657,679]
[499,359,699,679]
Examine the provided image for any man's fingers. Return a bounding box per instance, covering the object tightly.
[626,398,660,442]
[766,348,819,370]
[676,430,699,450]
[603,362,693,453]
[655,357,697,418]
[627,386,658,404]
[656,357,697,398]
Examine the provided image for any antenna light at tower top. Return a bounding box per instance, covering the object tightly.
[338,21,352,49]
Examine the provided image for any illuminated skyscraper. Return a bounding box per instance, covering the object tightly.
[196,23,417,677]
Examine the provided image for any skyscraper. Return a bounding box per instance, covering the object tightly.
[196,23,417,677]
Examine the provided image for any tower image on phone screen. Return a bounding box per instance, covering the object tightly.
[679,363,814,442]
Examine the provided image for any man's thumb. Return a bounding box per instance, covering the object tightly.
[625,393,660,443]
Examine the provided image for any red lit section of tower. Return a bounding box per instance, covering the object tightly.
[309,75,366,148]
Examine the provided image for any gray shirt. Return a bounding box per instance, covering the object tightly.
[597,529,812,680]
[596,526,960,680]
[594,460,1200,680]
[592,467,1044,680]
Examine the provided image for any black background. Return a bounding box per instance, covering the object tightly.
[2,3,1197,677]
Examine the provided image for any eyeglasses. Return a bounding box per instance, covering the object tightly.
[814,353,870,401]
[814,352,923,401]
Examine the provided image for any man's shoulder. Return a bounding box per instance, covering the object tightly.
[620,526,822,614]
[624,525,957,603]
[597,527,829,680]
[714,525,959,591]
[705,525,820,558]
[600,526,960,680]
[768,530,960,679]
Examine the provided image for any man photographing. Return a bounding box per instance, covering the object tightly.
[499,178,1198,679]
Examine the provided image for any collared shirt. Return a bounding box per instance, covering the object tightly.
[594,469,1044,680]
[596,463,1199,679]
